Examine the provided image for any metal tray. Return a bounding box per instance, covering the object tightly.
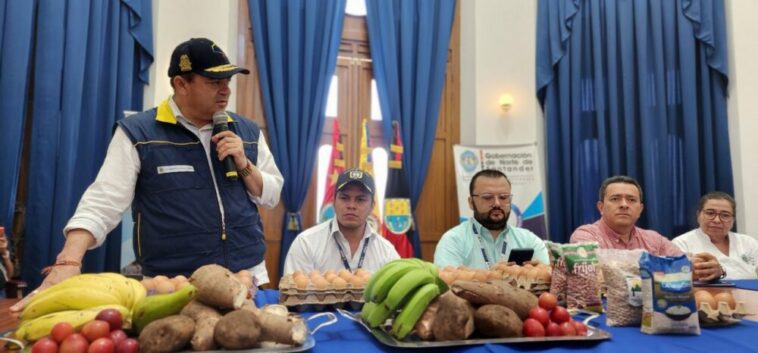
[337,309,610,348]
[1,312,337,352]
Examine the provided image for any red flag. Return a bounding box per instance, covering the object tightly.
[319,119,345,222]
[381,121,414,258]
[359,119,382,230]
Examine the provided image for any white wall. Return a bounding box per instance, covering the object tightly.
[461,1,758,237]
[460,0,540,147]
[726,1,758,237]
[143,0,240,111]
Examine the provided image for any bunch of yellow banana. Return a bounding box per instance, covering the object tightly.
[360,258,446,340]
[15,304,131,342]
[20,273,145,321]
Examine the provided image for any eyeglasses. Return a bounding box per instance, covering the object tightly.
[701,209,734,222]
[471,193,513,204]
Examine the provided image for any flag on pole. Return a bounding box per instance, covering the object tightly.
[319,119,345,222]
[358,119,381,231]
[382,121,415,258]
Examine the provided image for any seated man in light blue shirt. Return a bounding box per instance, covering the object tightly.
[434,169,549,269]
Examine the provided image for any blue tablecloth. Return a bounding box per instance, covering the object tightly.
[255,290,758,353]
[733,279,758,291]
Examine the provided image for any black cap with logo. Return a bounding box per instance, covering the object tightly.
[336,168,375,196]
[168,38,250,79]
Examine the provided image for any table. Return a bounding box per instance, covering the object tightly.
[2,283,757,353]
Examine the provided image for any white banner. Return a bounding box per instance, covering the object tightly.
[453,144,547,239]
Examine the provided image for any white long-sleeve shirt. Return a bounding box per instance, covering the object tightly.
[64,97,283,284]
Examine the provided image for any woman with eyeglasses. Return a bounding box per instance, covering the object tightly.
[673,192,758,279]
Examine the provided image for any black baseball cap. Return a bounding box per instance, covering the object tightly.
[336,168,375,196]
[168,38,250,79]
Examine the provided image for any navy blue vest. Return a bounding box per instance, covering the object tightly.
[117,105,266,277]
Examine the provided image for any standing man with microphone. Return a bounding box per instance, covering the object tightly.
[11,37,283,312]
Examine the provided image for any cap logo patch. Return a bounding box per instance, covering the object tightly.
[179,54,192,72]
[349,170,364,179]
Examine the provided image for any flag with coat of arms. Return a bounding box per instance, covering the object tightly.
[381,121,415,258]
[358,119,381,231]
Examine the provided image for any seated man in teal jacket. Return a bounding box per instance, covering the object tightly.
[434,169,549,269]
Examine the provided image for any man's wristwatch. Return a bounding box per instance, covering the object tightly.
[719,265,727,280]
[238,161,254,178]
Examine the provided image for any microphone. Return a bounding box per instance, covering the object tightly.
[212,111,238,181]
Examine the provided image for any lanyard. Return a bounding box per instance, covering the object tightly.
[331,220,371,271]
[472,222,508,268]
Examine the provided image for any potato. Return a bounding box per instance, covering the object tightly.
[138,315,195,353]
[180,300,222,351]
[451,279,537,320]
[190,264,248,309]
[431,292,475,341]
[475,305,522,338]
[214,309,262,349]
[414,298,439,341]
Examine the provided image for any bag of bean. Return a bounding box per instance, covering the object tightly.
[546,241,567,305]
[639,252,700,335]
[564,242,603,313]
[598,249,644,326]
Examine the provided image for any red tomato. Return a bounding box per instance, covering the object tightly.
[550,306,571,324]
[528,306,550,327]
[108,330,127,347]
[559,321,577,336]
[572,321,588,336]
[545,322,562,336]
[538,292,558,311]
[95,310,123,332]
[31,337,58,353]
[60,333,89,353]
[522,318,546,337]
[51,322,75,343]
[81,321,110,342]
[87,338,115,353]
[115,338,139,353]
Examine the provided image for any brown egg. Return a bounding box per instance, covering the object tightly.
[349,275,365,288]
[339,270,355,282]
[155,279,176,294]
[486,271,502,281]
[457,270,475,281]
[291,270,304,279]
[714,292,736,310]
[357,270,372,280]
[354,268,370,278]
[324,269,337,278]
[439,271,456,285]
[694,290,716,309]
[175,281,191,290]
[141,278,156,291]
[332,277,348,290]
[324,273,339,282]
[293,273,308,284]
[294,275,310,289]
[170,275,188,288]
[473,270,489,282]
[308,270,322,279]
[534,267,552,283]
[153,275,169,283]
[312,276,329,290]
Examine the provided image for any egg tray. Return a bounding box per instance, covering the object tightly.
[697,301,748,326]
[279,275,366,311]
[495,275,551,296]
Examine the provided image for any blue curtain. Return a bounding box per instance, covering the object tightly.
[19,0,153,289]
[248,0,346,275]
[0,0,35,260]
[536,0,732,243]
[366,0,456,257]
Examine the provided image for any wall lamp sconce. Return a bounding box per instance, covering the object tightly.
[499,94,514,112]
